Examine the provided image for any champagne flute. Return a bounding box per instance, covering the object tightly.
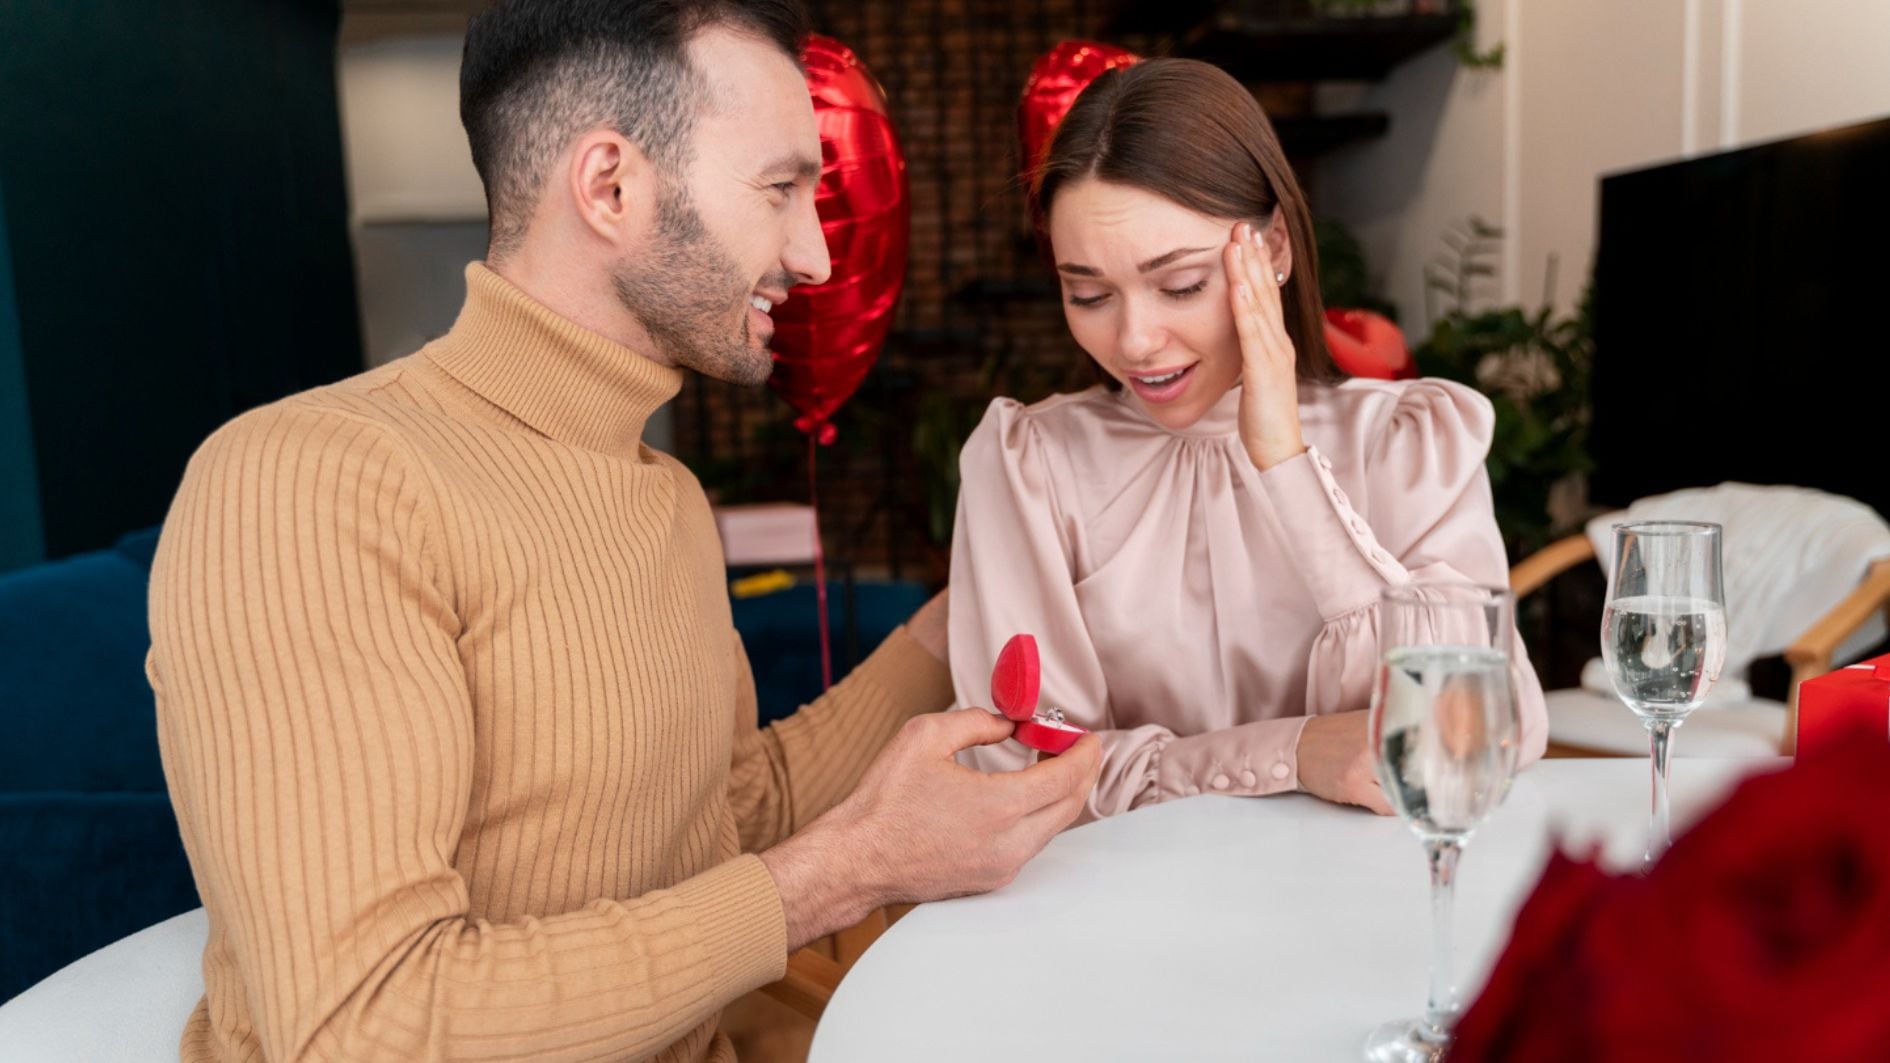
[1599,521,1726,865]
[1364,582,1523,1063]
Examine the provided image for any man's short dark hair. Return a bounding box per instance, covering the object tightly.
[460,0,810,256]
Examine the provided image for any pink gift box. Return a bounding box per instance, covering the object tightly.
[712,503,819,567]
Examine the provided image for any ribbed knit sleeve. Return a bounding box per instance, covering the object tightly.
[726,627,953,852]
[149,402,787,1062]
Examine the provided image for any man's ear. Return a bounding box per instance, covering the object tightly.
[566,129,657,247]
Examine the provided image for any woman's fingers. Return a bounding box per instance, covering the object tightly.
[1228,223,1291,366]
[1242,224,1281,315]
[1226,240,1265,364]
[1356,778,1395,817]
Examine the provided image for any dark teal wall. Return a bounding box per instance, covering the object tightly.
[0,0,361,563]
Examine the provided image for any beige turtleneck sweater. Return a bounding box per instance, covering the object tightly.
[147,264,951,1061]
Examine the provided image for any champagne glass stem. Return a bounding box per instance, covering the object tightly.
[1645,718,1676,866]
[1422,838,1462,1040]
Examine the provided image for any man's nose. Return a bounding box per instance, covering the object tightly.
[785,196,832,287]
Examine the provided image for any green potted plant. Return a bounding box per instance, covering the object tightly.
[1413,216,1594,559]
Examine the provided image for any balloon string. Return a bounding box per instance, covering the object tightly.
[809,429,833,691]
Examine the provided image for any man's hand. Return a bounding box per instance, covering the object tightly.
[759,707,1100,949]
[1294,710,1394,815]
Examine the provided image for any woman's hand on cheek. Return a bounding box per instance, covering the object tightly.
[1225,221,1307,471]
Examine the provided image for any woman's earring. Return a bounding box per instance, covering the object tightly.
[1274,270,1287,286]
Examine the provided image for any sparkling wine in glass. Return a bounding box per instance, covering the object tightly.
[1599,521,1726,865]
[1364,583,1522,1063]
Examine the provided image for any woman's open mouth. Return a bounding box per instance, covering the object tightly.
[1127,363,1196,404]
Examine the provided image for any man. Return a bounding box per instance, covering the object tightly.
[147,2,1101,1059]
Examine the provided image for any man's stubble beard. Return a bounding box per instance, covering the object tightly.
[611,177,775,387]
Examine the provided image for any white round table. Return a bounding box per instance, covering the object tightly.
[810,758,1781,1063]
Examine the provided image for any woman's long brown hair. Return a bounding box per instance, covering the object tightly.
[1029,58,1341,385]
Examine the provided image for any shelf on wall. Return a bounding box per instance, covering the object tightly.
[1104,1,1461,82]
[1177,12,1459,83]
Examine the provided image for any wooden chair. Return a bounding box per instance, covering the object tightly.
[1512,536,1890,756]
[759,904,913,1020]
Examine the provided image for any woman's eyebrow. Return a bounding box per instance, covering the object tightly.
[1055,246,1216,277]
[1135,246,1215,272]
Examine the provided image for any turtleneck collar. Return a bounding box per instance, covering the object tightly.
[424,263,682,458]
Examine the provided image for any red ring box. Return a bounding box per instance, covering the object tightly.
[991,633,1088,755]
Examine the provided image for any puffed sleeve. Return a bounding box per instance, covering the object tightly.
[1258,380,1548,766]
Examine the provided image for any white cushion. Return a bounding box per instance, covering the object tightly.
[1545,688,1784,757]
[1577,655,1752,706]
[1586,484,1890,678]
[0,908,206,1062]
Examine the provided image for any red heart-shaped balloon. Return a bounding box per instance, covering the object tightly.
[1323,308,1414,380]
[767,35,909,440]
[1017,40,1141,178]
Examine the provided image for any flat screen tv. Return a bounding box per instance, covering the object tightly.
[1590,115,1890,519]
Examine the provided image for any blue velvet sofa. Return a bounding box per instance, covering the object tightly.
[0,527,925,1001]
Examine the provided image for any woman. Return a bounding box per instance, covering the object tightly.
[949,58,1547,822]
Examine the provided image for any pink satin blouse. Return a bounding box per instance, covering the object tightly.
[948,378,1549,822]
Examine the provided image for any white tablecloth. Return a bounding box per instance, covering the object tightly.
[810,758,1779,1063]
[0,759,1778,1063]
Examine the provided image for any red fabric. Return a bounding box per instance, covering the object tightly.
[1453,732,1890,1062]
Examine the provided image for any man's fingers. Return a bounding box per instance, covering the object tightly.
[1018,781,1089,842]
[1020,786,1096,843]
[922,707,1017,754]
[990,734,1101,812]
[1015,749,1101,840]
